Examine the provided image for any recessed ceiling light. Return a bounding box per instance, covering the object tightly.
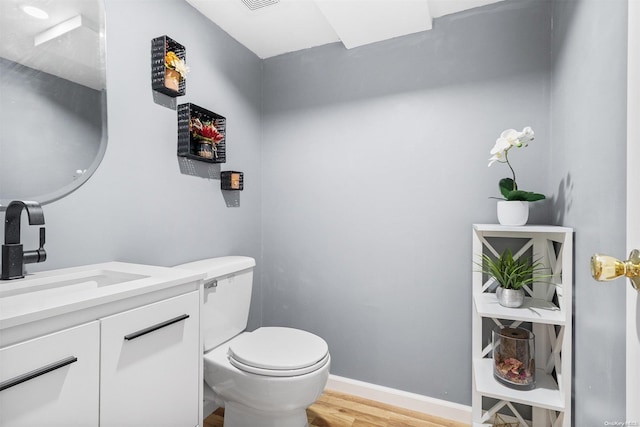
[21,5,49,20]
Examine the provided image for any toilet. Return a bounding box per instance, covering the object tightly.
[175,256,330,427]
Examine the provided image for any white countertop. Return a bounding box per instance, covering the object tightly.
[0,262,204,331]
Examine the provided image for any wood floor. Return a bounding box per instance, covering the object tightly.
[203,389,470,427]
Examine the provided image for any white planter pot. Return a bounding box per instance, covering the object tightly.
[497,201,529,226]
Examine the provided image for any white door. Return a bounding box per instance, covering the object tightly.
[627,0,639,421]
[594,2,640,419]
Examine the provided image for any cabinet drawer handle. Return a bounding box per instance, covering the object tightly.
[124,314,190,341]
[0,356,78,392]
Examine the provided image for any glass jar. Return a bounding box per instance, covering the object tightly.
[197,142,213,159]
[492,326,535,390]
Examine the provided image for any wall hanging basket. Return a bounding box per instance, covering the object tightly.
[151,35,186,97]
[221,171,244,191]
[177,103,226,163]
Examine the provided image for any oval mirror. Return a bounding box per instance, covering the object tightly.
[0,0,107,207]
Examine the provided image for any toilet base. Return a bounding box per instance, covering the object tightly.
[223,401,309,427]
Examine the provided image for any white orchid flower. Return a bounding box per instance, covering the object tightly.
[519,126,535,146]
[490,136,511,155]
[500,128,519,140]
[501,128,525,147]
[489,126,535,166]
[509,127,535,147]
[488,133,513,166]
[488,153,503,167]
[489,144,508,167]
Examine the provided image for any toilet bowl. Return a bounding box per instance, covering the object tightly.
[175,257,330,427]
[205,327,330,427]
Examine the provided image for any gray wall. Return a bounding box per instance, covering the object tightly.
[261,0,552,405]
[550,0,628,423]
[9,0,265,328]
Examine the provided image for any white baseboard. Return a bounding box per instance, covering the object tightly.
[326,374,472,425]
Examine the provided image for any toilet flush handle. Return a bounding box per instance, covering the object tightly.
[204,279,218,289]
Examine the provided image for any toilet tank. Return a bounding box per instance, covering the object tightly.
[174,256,256,351]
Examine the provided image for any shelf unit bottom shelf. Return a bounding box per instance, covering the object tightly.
[473,422,532,427]
[473,359,565,412]
[473,423,526,427]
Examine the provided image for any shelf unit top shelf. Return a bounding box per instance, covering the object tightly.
[473,359,565,411]
[473,293,566,325]
[473,224,573,234]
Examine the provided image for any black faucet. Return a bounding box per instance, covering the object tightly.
[1,200,47,280]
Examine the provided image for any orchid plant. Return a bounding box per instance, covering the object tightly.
[488,127,545,202]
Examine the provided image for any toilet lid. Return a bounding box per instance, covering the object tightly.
[228,327,329,372]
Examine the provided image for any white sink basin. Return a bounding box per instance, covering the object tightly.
[0,270,148,299]
[0,262,204,333]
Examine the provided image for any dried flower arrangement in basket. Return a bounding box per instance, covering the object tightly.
[151,35,187,97]
[177,103,227,163]
[189,116,224,160]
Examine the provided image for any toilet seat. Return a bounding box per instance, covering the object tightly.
[227,327,329,377]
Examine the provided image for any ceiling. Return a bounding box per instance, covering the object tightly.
[185,0,507,59]
[0,0,506,90]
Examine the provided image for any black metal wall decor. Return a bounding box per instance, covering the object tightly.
[177,103,227,163]
[221,171,244,191]
[151,35,186,97]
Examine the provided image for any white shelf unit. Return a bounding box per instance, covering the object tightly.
[472,224,573,427]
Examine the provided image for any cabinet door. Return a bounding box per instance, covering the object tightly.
[100,291,199,427]
[0,321,100,427]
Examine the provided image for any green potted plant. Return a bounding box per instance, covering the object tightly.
[488,127,546,225]
[477,248,550,308]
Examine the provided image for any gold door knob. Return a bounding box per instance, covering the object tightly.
[590,249,640,291]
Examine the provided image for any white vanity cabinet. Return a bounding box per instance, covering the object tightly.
[0,262,204,427]
[0,321,100,427]
[100,291,200,427]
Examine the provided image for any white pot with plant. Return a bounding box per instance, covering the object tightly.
[477,248,549,308]
[488,127,545,225]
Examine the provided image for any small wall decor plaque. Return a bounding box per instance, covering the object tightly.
[151,35,186,97]
[177,103,226,163]
[221,171,244,191]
